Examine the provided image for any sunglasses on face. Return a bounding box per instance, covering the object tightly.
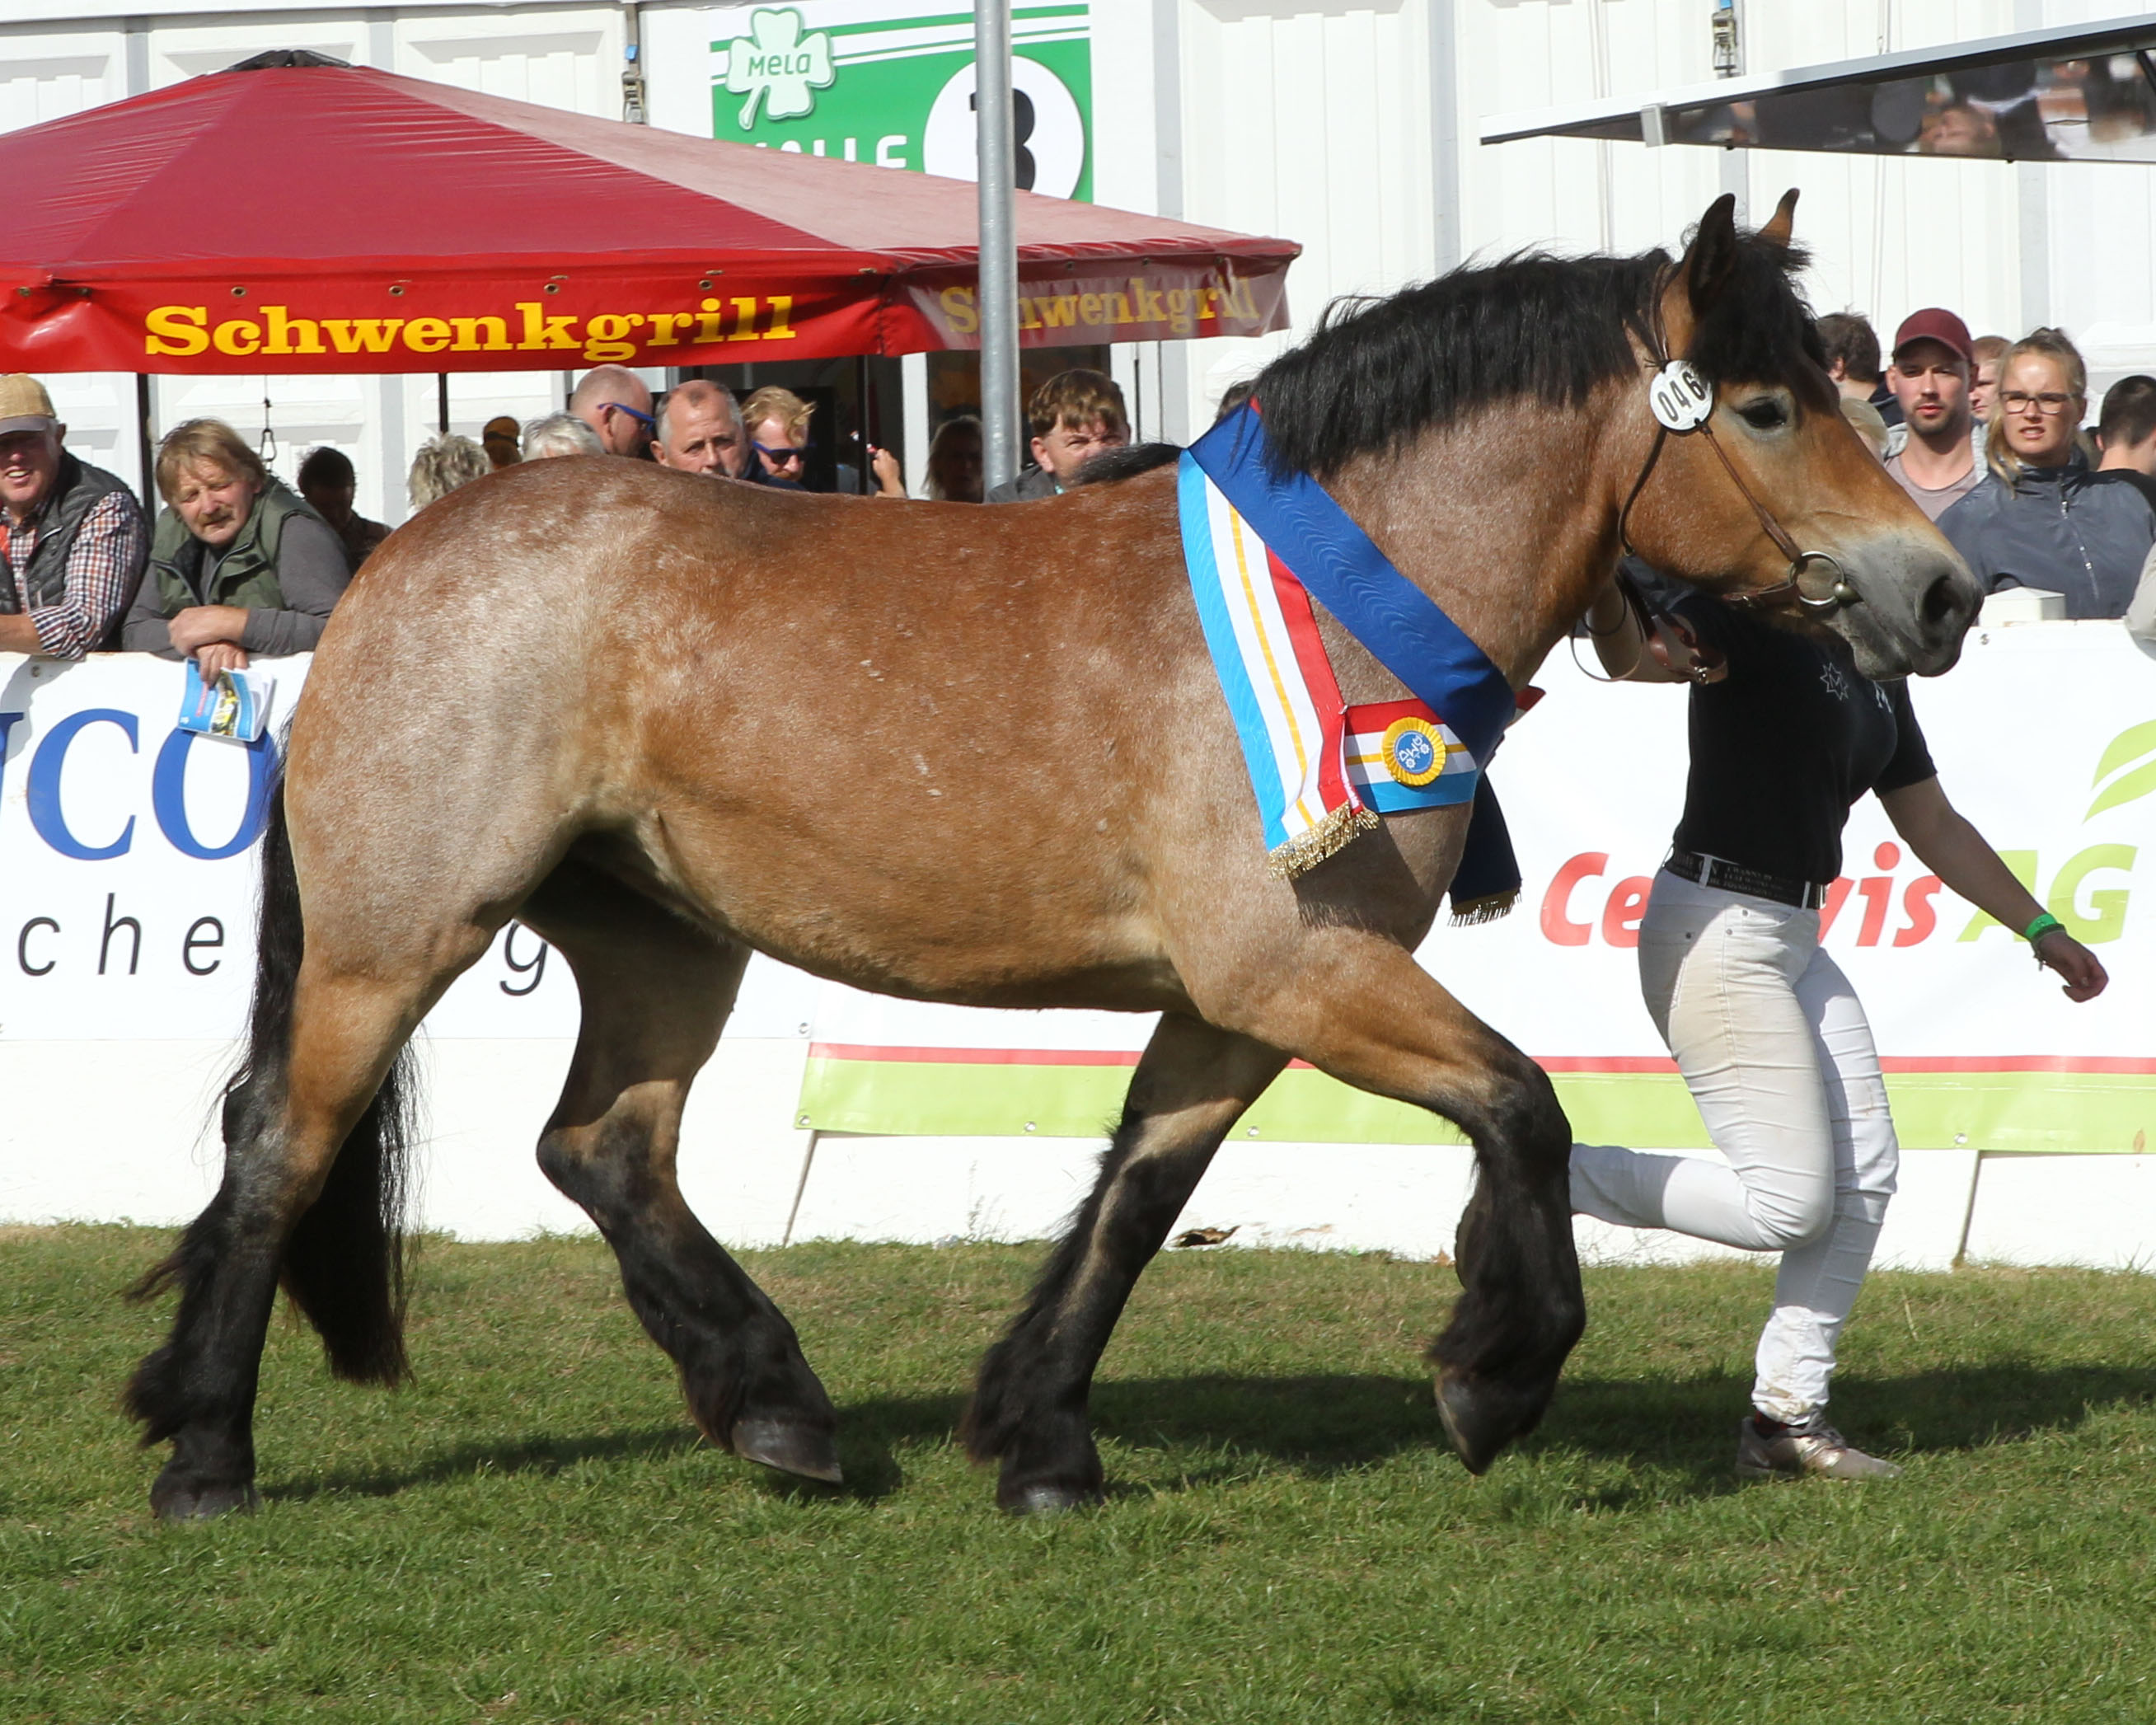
[755,442,806,463]
[603,402,657,429]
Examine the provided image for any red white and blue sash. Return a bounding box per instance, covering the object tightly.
[1177,409,1506,878]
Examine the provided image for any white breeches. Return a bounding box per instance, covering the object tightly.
[1569,869,1901,1422]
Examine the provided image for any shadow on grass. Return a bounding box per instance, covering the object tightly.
[254,1362,2154,1509]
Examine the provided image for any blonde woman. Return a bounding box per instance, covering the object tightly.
[1938,327,2156,616]
[122,419,349,675]
[407,434,493,512]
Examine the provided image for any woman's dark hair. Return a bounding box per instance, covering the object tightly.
[298,446,355,490]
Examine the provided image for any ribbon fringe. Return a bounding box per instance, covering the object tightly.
[1265,802,1380,880]
[1448,888,1519,926]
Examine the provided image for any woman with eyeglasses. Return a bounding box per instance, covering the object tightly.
[1938,326,2156,618]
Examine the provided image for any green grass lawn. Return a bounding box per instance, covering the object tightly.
[2,1226,2153,1723]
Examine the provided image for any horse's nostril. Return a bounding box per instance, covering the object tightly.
[1920,571,1971,631]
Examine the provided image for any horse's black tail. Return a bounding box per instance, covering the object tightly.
[131,776,419,1387]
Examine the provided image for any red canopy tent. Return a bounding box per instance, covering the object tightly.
[0,54,1297,377]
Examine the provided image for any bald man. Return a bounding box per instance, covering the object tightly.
[568,365,655,457]
[652,381,747,478]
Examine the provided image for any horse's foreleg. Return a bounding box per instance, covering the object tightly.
[1232,939,1585,1475]
[963,1013,1285,1512]
[522,869,841,1484]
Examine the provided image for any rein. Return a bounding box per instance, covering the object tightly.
[1615,273,1860,619]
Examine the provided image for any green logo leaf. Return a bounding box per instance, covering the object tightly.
[2086,717,2156,820]
[721,8,835,130]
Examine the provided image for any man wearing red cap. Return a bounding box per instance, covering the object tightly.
[1882,310,1983,522]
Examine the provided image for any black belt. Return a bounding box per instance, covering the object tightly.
[1664,849,1828,911]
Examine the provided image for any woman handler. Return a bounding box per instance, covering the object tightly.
[1572,574,2107,1479]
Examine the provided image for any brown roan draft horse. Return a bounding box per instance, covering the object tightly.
[127,192,1983,1518]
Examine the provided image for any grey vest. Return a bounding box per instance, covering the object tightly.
[1,454,140,649]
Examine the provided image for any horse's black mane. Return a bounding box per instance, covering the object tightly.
[1252,228,1821,479]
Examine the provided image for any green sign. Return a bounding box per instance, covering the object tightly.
[711,3,1093,203]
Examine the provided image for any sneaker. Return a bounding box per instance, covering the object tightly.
[1735,1412,1901,1481]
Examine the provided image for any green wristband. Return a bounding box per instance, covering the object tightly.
[2022,912,2065,945]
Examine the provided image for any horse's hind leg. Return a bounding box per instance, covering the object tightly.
[127,962,439,1518]
[519,864,841,1484]
[1235,940,1585,1474]
[963,1013,1286,1512]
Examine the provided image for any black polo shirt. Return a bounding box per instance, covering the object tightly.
[1668,597,1937,884]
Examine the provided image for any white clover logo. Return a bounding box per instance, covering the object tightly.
[722,8,836,129]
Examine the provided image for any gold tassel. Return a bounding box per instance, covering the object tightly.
[1449,888,1519,926]
[1265,803,1380,880]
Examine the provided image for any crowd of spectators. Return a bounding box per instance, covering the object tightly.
[1817,305,2156,628]
[15,333,2144,681]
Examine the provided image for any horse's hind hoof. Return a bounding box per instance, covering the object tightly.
[1435,1376,1537,1476]
[730,1418,843,1485]
[150,1474,260,1521]
[998,1480,1103,1516]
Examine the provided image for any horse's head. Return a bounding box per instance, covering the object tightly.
[1621,191,1984,679]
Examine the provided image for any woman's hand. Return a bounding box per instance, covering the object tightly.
[2035,928,2108,1001]
[869,444,907,498]
[193,640,251,678]
[166,604,250,655]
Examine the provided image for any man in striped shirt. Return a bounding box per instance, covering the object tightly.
[0,374,148,659]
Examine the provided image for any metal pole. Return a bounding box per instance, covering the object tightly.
[855,354,872,494]
[437,373,450,435]
[134,375,155,513]
[975,0,1020,493]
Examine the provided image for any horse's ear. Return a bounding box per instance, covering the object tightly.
[1757,187,1799,249]
[1660,193,1739,354]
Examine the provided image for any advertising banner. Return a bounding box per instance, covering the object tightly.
[0,654,825,1043]
[708,2,1094,199]
[799,624,2156,1154]
[13,628,2149,1158]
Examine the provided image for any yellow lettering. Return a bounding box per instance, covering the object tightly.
[516,302,580,352]
[2048,845,2137,944]
[322,318,405,354]
[1165,288,1195,337]
[696,299,727,344]
[1017,296,1041,332]
[210,317,261,357]
[1105,293,1135,325]
[262,306,324,356]
[939,286,979,336]
[763,294,795,340]
[730,297,761,341]
[1077,293,1104,325]
[1036,295,1079,329]
[583,312,645,363]
[648,312,693,347]
[403,316,451,354]
[1960,852,2039,940]
[145,304,209,358]
[449,316,510,352]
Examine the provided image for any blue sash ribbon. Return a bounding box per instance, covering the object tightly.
[1186,405,1515,768]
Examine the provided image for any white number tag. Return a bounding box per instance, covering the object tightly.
[1648,360,1714,432]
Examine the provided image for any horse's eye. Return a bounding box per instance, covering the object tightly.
[1737,399,1788,432]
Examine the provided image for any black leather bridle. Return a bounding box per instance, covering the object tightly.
[1615,274,1862,619]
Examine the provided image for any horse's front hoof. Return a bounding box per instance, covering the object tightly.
[730,1418,843,1485]
[150,1470,260,1521]
[997,1479,1103,1516]
[1435,1375,1536,1475]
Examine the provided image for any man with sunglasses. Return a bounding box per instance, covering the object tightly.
[568,365,656,458]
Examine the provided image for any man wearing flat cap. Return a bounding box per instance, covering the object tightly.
[1882,309,1984,522]
[0,375,148,658]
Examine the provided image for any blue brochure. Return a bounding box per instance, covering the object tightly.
[177,660,276,743]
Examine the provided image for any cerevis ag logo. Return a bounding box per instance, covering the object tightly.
[1540,720,2156,950]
